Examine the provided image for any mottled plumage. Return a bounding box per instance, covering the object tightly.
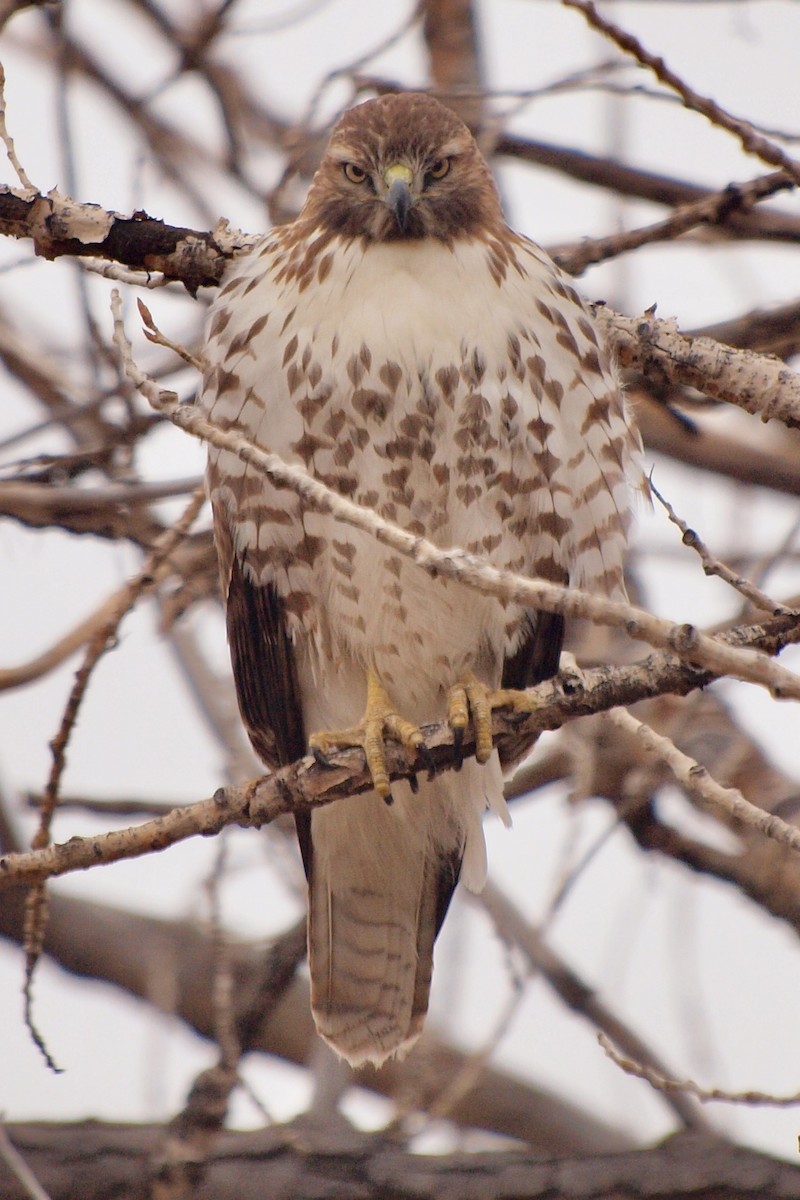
[202,93,643,1067]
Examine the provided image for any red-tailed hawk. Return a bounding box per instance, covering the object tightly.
[201,93,642,1067]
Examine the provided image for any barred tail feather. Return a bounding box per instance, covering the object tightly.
[305,772,476,1067]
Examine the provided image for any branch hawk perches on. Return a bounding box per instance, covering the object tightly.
[202,93,643,1067]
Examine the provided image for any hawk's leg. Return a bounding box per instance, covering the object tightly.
[447,674,539,768]
[309,670,428,802]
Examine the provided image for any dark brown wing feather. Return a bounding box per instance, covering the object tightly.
[214,504,312,876]
[225,553,307,769]
[501,610,565,690]
[499,609,565,769]
[433,847,462,936]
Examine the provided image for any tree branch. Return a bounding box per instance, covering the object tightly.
[0,187,253,292]
[597,306,800,428]
[495,134,800,245]
[3,610,800,891]
[0,1125,797,1200]
[563,0,800,187]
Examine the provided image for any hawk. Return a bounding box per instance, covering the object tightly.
[201,93,642,1067]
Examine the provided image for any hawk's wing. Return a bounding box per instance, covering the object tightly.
[502,610,565,692]
[499,606,565,770]
[212,500,307,771]
[212,498,319,878]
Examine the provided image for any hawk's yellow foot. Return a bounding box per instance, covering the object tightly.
[447,675,539,768]
[309,671,428,802]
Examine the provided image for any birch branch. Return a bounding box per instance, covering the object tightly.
[597,306,800,429]
[0,186,254,293]
[4,617,800,893]
[603,707,800,854]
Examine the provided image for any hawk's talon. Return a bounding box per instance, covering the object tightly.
[308,671,426,801]
[312,745,335,770]
[446,675,541,761]
[447,674,495,765]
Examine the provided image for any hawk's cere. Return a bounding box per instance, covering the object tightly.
[201,93,643,1067]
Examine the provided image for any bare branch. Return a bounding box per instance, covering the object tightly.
[20,487,206,1070]
[4,612,800,892]
[5,1121,797,1200]
[555,170,795,275]
[0,188,253,293]
[0,62,36,191]
[597,306,800,429]
[603,706,800,853]
[649,479,792,616]
[600,1033,800,1109]
[495,133,800,245]
[563,0,800,187]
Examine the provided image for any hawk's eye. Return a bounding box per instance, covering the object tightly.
[343,162,368,184]
[427,157,451,181]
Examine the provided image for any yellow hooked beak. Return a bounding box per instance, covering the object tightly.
[383,162,414,232]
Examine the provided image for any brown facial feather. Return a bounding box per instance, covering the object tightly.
[293,93,505,244]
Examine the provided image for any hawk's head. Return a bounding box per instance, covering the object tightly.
[302,93,504,243]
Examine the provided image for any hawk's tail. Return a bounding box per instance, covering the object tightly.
[303,761,498,1067]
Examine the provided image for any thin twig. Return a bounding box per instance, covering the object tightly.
[138,299,204,370]
[0,61,36,191]
[650,478,793,616]
[78,257,173,287]
[562,0,800,188]
[479,882,705,1128]
[599,1032,800,1108]
[602,706,800,852]
[0,494,202,693]
[413,958,528,1130]
[151,836,241,1199]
